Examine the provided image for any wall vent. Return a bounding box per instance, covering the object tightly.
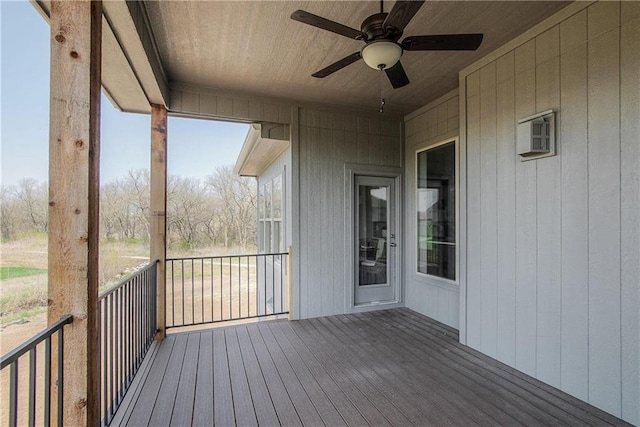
[517,110,556,161]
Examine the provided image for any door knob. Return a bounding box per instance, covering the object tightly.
[390,243,397,247]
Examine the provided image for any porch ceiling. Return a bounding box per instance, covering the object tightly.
[140,1,570,115]
[32,1,571,115]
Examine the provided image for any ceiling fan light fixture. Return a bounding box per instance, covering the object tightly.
[361,41,402,70]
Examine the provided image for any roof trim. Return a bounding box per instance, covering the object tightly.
[234,123,290,177]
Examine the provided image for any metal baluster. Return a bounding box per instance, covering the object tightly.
[239,256,242,318]
[171,260,175,327]
[181,259,185,327]
[133,276,138,369]
[210,258,214,323]
[57,327,64,427]
[28,348,36,427]
[280,254,284,314]
[191,260,195,325]
[117,288,122,403]
[144,270,148,345]
[9,361,18,427]
[45,337,51,427]
[153,263,158,336]
[127,277,132,386]
[201,259,204,324]
[219,258,223,321]
[272,255,275,315]
[102,299,108,423]
[109,294,115,418]
[229,258,232,319]
[247,256,250,317]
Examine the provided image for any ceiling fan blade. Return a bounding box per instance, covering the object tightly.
[385,61,410,89]
[291,10,366,40]
[312,52,362,78]
[383,1,425,33]
[402,34,484,51]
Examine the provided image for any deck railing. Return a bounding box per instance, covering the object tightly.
[0,314,74,427]
[166,251,289,329]
[99,260,158,426]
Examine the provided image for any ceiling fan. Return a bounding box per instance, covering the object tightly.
[291,0,483,89]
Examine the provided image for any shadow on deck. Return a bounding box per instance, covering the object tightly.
[112,308,627,426]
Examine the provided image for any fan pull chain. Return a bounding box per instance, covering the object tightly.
[379,65,385,113]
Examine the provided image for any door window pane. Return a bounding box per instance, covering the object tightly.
[359,185,387,286]
[417,142,456,280]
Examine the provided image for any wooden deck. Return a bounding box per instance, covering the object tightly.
[112,308,628,426]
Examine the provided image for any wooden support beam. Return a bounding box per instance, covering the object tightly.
[150,104,168,339]
[47,1,101,425]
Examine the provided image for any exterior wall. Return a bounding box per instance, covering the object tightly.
[297,107,402,318]
[257,148,292,252]
[459,1,639,423]
[403,90,460,328]
[256,148,291,316]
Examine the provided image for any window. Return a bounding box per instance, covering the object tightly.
[259,173,284,253]
[416,141,456,281]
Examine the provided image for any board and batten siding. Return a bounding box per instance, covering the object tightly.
[297,107,402,319]
[459,1,639,423]
[404,90,461,328]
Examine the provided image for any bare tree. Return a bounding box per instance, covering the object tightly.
[167,176,209,249]
[14,178,48,233]
[125,169,150,241]
[0,185,17,240]
[4,165,258,252]
[206,165,257,247]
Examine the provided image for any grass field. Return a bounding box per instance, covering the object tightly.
[0,234,257,328]
[0,266,47,280]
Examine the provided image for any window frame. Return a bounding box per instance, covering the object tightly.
[258,171,285,254]
[415,137,459,286]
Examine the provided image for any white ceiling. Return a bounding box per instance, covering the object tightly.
[142,1,570,115]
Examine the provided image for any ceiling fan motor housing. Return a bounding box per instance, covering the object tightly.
[360,12,405,70]
[361,12,403,41]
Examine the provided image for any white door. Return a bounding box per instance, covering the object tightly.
[354,175,398,305]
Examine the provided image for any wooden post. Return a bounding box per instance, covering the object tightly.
[48,1,101,425]
[287,246,293,320]
[151,104,168,339]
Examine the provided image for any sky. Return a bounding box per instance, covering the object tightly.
[0,1,249,187]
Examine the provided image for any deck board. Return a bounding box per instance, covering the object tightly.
[321,315,495,426]
[246,325,302,426]
[236,327,280,426]
[192,332,214,425]
[124,335,175,426]
[264,322,347,427]
[212,329,235,426]
[226,328,259,426]
[148,334,188,425]
[383,309,622,425]
[369,310,569,425]
[258,324,330,426]
[170,333,200,425]
[114,309,630,427]
[268,322,368,426]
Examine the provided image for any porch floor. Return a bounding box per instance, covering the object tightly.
[112,308,626,426]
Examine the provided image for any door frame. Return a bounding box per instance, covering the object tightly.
[344,163,403,313]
